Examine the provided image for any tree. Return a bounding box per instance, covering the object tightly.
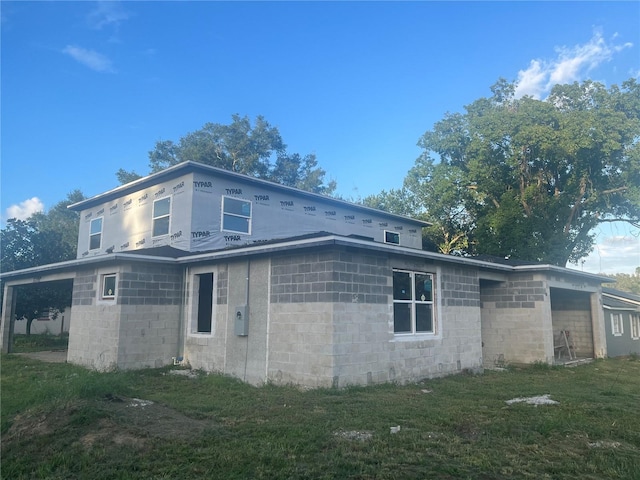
[117,114,337,195]
[1,191,84,334]
[404,78,640,266]
[605,267,640,295]
[115,168,142,184]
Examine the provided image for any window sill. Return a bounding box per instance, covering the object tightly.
[392,333,439,342]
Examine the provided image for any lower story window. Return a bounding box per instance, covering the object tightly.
[101,273,117,299]
[631,314,640,340]
[195,273,214,333]
[611,313,623,336]
[393,270,435,334]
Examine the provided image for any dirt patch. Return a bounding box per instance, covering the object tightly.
[4,395,215,451]
[101,394,213,440]
[80,419,147,449]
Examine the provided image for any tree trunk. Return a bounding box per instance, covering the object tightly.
[26,317,34,336]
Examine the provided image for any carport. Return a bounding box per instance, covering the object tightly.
[550,287,598,362]
[479,262,608,367]
[1,268,76,356]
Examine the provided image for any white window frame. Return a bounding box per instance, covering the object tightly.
[152,196,171,238]
[187,266,218,337]
[89,217,103,251]
[96,270,118,305]
[221,196,252,234]
[631,313,640,340]
[611,313,624,337]
[101,273,117,300]
[392,269,436,336]
[384,230,400,245]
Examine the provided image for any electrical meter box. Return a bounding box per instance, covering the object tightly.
[234,305,249,336]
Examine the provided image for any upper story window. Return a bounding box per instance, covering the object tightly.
[222,196,252,234]
[153,197,171,237]
[385,230,400,245]
[89,217,103,250]
[393,270,435,335]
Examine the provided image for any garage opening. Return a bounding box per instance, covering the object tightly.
[550,288,594,362]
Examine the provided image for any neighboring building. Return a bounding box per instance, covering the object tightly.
[0,162,610,387]
[602,287,640,357]
[13,307,72,336]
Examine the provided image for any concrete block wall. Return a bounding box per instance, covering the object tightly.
[68,269,120,370]
[68,263,183,371]
[269,302,335,387]
[115,264,182,369]
[269,248,356,387]
[268,248,484,387]
[387,260,483,384]
[480,274,553,365]
[117,265,183,306]
[331,302,392,386]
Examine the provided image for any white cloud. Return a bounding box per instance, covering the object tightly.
[573,234,640,275]
[514,59,547,99]
[87,1,130,30]
[514,31,633,99]
[62,45,115,73]
[5,197,45,220]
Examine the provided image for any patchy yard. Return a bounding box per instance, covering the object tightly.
[2,355,639,479]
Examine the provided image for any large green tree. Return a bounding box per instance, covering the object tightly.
[117,114,337,195]
[605,268,640,295]
[376,79,640,266]
[1,191,83,335]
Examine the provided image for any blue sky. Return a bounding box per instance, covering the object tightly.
[2,1,639,274]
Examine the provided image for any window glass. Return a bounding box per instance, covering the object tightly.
[393,303,412,333]
[631,314,640,339]
[223,197,251,216]
[393,270,435,335]
[385,231,400,245]
[223,215,250,233]
[196,273,214,333]
[90,218,103,234]
[222,197,251,234]
[102,274,116,299]
[612,314,623,336]
[89,218,103,250]
[154,197,171,217]
[415,273,433,302]
[153,216,170,237]
[415,304,434,332]
[153,197,170,237]
[393,271,412,300]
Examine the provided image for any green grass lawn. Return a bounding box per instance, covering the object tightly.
[1,355,639,479]
[11,333,69,353]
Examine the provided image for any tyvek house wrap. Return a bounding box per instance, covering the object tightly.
[77,171,423,258]
[190,172,422,251]
[77,174,194,258]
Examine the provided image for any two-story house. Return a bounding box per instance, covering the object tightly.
[1,162,609,387]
